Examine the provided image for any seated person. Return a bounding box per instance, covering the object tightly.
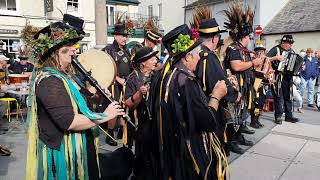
[0,55,10,83]
[8,47,34,74]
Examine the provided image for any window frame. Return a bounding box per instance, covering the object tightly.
[148,5,153,19]
[65,0,81,17]
[158,3,162,19]
[0,0,21,16]
[106,4,116,26]
[0,38,21,54]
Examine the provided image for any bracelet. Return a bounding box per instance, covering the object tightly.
[131,96,135,103]
[210,96,220,102]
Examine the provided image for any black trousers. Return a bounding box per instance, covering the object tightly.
[272,75,293,118]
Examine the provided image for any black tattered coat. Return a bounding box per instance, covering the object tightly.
[149,62,220,180]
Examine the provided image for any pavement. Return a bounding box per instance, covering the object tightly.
[0,103,319,180]
[229,104,320,180]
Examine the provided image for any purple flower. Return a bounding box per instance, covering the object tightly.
[191,28,199,40]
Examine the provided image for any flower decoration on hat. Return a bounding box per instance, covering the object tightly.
[115,12,135,36]
[31,27,82,61]
[190,6,212,40]
[171,34,195,55]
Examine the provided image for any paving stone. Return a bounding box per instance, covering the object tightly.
[230,152,290,180]
[272,122,320,139]
[280,162,320,180]
[248,134,306,161]
[294,140,320,166]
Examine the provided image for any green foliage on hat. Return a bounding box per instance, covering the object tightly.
[171,34,194,55]
[32,28,81,59]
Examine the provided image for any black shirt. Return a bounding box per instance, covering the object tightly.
[36,76,99,179]
[196,45,238,102]
[9,61,34,74]
[104,40,131,78]
[36,76,75,150]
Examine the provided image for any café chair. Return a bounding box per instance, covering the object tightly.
[0,97,19,122]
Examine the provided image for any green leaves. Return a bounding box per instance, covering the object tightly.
[31,28,82,58]
[171,34,194,54]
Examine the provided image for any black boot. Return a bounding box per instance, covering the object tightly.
[250,115,261,129]
[274,117,282,124]
[285,116,299,123]
[105,129,118,146]
[228,141,245,154]
[241,124,255,134]
[236,135,254,146]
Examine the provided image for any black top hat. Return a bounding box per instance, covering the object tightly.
[132,47,158,65]
[162,24,202,64]
[254,44,266,51]
[63,14,85,35]
[33,14,84,62]
[145,30,162,44]
[112,24,129,36]
[198,18,227,37]
[281,35,294,44]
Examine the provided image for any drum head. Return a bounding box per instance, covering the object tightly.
[78,49,117,89]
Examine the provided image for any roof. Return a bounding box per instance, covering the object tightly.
[184,0,225,9]
[107,0,140,6]
[263,0,320,35]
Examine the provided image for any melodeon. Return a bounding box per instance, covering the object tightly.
[278,52,304,75]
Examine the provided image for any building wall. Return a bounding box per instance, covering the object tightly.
[162,0,185,33]
[137,0,185,34]
[0,0,96,56]
[258,0,289,28]
[185,0,287,30]
[262,32,320,52]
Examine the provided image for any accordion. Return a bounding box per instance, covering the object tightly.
[278,52,304,75]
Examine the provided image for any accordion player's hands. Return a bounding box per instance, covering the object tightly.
[275,55,285,61]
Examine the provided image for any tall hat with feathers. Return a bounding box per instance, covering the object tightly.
[112,12,135,36]
[190,6,212,40]
[223,2,254,40]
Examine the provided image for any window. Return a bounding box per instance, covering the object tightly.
[158,3,162,19]
[0,0,19,15]
[106,5,115,26]
[66,0,79,15]
[0,38,20,57]
[148,5,153,18]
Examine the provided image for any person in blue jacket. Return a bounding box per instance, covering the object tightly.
[300,48,319,107]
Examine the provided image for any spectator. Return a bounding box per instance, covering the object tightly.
[293,76,303,113]
[8,46,34,74]
[300,49,306,58]
[300,48,319,107]
[0,55,10,82]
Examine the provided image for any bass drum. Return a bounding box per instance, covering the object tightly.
[77,49,117,93]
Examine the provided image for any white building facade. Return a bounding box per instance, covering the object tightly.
[138,0,186,34]
[0,0,96,57]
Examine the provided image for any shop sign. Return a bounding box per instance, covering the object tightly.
[0,29,19,34]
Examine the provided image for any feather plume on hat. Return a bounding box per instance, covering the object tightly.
[223,2,254,40]
[189,6,212,40]
[144,19,159,32]
[190,6,212,30]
